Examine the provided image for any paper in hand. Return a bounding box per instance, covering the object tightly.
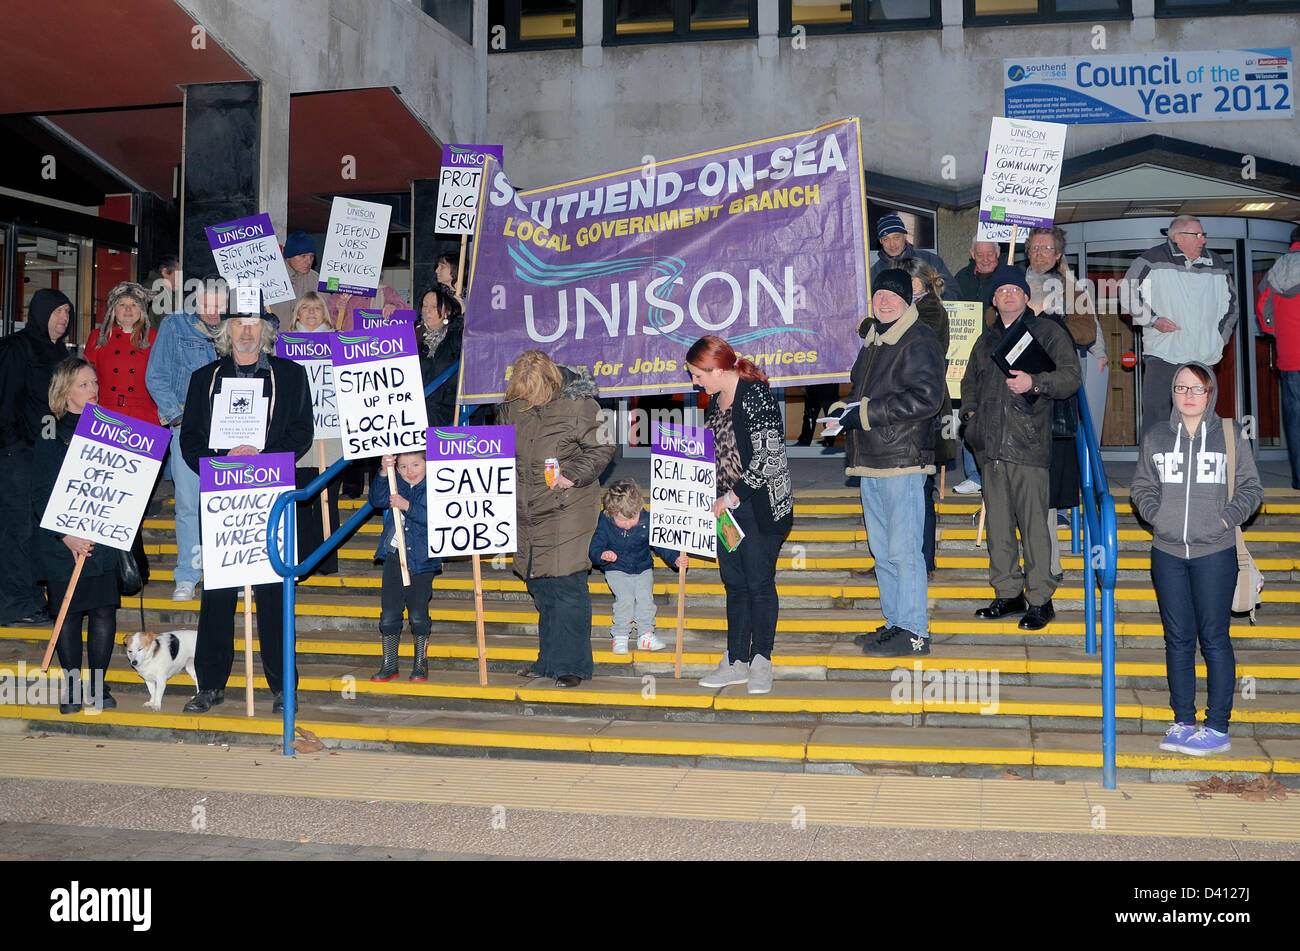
[816,401,861,437]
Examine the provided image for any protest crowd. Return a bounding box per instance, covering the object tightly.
[3,156,1295,760]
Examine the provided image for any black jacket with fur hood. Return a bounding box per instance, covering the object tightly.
[1130,362,1263,560]
[498,366,615,580]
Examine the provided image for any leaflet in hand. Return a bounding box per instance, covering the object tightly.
[816,401,861,437]
[717,508,746,552]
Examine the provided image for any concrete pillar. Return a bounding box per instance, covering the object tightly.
[179,81,260,285]
[941,0,963,51]
[410,177,441,302]
[582,0,604,68]
[473,0,491,139]
[758,0,778,59]
[259,72,291,237]
[1131,0,1155,43]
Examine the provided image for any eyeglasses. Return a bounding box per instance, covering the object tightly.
[1027,245,1057,254]
[1173,385,1209,395]
[1175,231,1208,240]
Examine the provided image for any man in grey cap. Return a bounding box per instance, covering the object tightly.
[870,212,959,301]
[961,265,1080,630]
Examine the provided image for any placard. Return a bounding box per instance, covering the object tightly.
[649,422,716,559]
[318,197,393,297]
[40,405,170,551]
[425,425,517,557]
[975,221,1025,245]
[204,213,295,307]
[209,385,268,451]
[436,144,504,235]
[355,308,417,329]
[943,301,984,399]
[276,332,340,441]
[1005,49,1294,125]
[199,452,296,590]
[330,324,428,459]
[977,118,1068,230]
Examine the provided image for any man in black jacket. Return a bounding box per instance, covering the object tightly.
[829,269,946,657]
[0,289,72,624]
[180,310,313,713]
[961,266,1080,630]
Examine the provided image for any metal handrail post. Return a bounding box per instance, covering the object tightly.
[1101,494,1119,789]
[264,360,461,756]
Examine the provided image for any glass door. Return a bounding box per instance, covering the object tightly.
[1246,242,1290,452]
[16,230,82,346]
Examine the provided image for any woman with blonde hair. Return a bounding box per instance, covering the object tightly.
[287,291,334,332]
[32,358,120,713]
[498,350,614,688]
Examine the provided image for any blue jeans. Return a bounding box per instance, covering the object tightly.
[1151,546,1237,733]
[860,472,929,638]
[170,427,201,586]
[1280,369,1300,491]
[962,444,981,487]
[526,571,594,680]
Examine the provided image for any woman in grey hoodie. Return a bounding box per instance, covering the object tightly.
[1130,362,1262,757]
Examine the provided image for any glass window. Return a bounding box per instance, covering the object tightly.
[607,0,755,41]
[789,0,853,26]
[782,0,940,34]
[489,0,582,51]
[1158,0,1298,10]
[965,0,1130,23]
[420,0,474,43]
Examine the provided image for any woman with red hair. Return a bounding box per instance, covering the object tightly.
[686,336,793,695]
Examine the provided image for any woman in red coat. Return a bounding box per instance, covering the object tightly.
[84,282,159,424]
[83,281,159,585]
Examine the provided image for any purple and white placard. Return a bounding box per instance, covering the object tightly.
[329,324,428,459]
[649,422,717,559]
[276,332,339,441]
[39,405,170,551]
[199,452,296,589]
[205,213,295,306]
[425,425,517,558]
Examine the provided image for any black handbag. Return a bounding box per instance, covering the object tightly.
[117,547,143,597]
[1052,394,1079,440]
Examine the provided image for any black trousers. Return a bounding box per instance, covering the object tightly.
[378,556,435,637]
[295,467,341,576]
[717,499,786,663]
[0,445,44,622]
[195,583,296,695]
[525,571,594,680]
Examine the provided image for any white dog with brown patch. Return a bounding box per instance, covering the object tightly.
[123,630,198,710]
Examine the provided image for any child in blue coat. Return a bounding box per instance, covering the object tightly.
[370,451,442,682]
[589,479,686,654]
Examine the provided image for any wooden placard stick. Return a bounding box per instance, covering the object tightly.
[472,554,487,686]
[316,441,331,541]
[1006,225,1018,265]
[40,553,85,672]
[243,583,255,716]
[674,561,687,679]
[386,464,411,586]
[455,234,468,297]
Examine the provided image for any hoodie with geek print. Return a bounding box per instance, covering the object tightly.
[1130,362,1263,560]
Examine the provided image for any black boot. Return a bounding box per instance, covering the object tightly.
[410,634,428,682]
[59,671,82,715]
[372,634,400,681]
[86,671,116,711]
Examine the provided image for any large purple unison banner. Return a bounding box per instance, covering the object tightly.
[460,118,870,403]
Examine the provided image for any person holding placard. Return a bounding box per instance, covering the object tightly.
[417,283,464,428]
[146,278,222,601]
[369,451,440,682]
[686,336,793,695]
[330,284,409,333]
[267,231,328,328]
[31,358,119,714]
[499,351,614,689]
[180,311,313,714]
[286,292,341,576]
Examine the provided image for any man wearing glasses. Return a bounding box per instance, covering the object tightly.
[1123,216,1238,439]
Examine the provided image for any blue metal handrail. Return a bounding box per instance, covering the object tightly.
[265,360,461,755]
[1073,384,1119,789]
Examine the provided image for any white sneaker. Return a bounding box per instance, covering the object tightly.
[637,630,667,651]
[747,655,773,694]
[699,652,749,688]
[611,635,629,655]
[952,479,982,495]
[172,581,196,602]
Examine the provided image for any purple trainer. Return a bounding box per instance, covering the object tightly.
[1177,727,1231,757]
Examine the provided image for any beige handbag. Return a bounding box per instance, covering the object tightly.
[1222,419,1264,623]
